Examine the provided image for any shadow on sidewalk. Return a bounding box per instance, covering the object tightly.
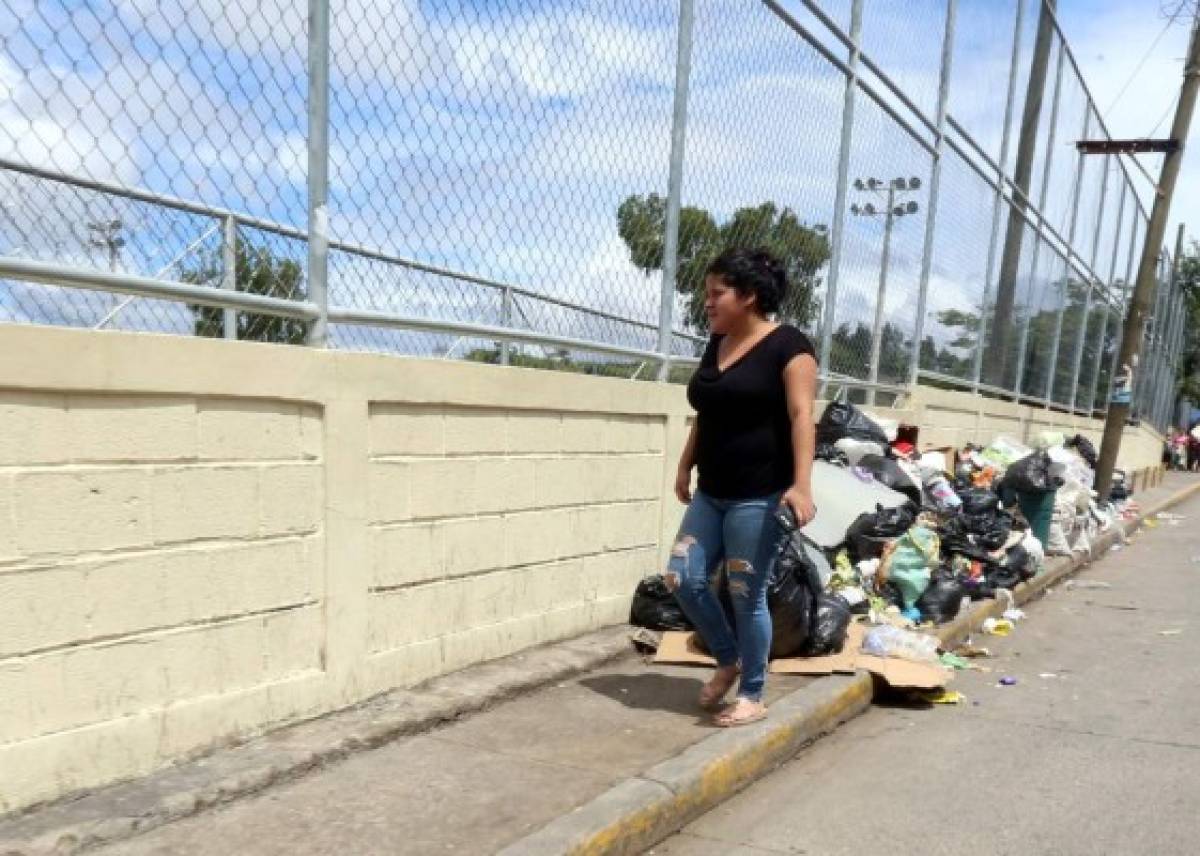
[579,672,709,717]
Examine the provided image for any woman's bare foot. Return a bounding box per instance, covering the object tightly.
[713,697,767,727]
[698,665,739,710]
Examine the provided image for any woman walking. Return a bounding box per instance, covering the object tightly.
[666,247,818,727]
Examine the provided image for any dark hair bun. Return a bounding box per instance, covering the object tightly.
[706,247,790,316]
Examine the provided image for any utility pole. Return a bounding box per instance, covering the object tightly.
[983,0,1056,388]
[1095,11,1200,499]
[850,177,921,405]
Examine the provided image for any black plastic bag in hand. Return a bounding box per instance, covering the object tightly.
[766,553,817,658]
[846,502,918,562]
[629,575,692,631]
[801,593,853,656]
[915,571,967,624]
[816,401,889,447]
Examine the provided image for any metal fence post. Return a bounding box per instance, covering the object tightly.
[221,214,237,340]
[817,0,863,384]
[1086,181,1127,412]
[908,0,956,389]
[655,0,695,381]
[306,0,331,348]
[1043,107,1090,403]
[1069,153,1111,410]
[499,286,513,365]
[973,0,1027,390]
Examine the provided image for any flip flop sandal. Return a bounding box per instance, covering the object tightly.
[698,670,739,710]
[714,704,767,728]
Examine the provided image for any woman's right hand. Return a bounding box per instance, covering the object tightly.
[675,466,693,504]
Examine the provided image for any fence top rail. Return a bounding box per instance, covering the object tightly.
[0,156,705,345]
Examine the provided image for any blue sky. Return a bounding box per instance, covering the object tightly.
[0,0,1194,367]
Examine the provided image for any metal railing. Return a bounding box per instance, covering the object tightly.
[0,0,1185,426]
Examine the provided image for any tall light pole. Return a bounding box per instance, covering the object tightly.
[851,176,921,405]
[87,219,124,272]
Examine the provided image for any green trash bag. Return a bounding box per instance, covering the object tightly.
[880,525,940,609]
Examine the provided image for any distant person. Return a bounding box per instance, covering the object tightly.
[665,247,818,727]
[1189,430,1200,472]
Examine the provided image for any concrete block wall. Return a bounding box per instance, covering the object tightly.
[907,386,1162,473]
[0,326,690,813]
[363,404,663,693]
[0,326,1166,813]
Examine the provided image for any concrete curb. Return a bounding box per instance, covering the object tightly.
[0,628,636,856]
[501,478,1200,856]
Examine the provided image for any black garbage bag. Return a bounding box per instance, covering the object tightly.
[966,509,1013,551]
[629,575,692,631]
[984,562,1022,591]
[766,551,817,659]
[1000,451,1061,494]
[800,593,853,656]
[816,401,889,447]
[959,487,1001,516]
[1066,434,1098,469]
[815,442,850,466]
[846,502,918,562]
[1000,543,1036,582]
[915,571,967,624]
[855,454,922,505]
[697,524,819,659]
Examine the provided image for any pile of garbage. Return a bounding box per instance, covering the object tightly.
[632,401,1136,663]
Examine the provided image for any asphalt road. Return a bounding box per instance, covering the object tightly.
[655,492,1200,856]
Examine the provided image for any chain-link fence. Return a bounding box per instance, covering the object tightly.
[0,0,1186,429]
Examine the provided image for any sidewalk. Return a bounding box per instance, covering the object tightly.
[4,473,1197,856]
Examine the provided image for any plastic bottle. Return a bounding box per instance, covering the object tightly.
[862,625,941,663]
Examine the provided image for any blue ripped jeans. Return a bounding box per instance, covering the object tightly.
[666,490,784,702]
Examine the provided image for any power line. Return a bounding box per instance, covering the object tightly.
[1101,17,1176,121]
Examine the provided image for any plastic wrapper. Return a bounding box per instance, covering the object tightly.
[629,575,692,631]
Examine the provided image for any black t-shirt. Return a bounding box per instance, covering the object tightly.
[686,324,816,500]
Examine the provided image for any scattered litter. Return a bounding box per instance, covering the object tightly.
[953,643,992,658]
[981,617,1014,636]
[939,652,972,670]
[1158,629,1183,636]
[1038,672,1058,679]
[1066,580,1112,590]
[922,689,966,705]
[1002,608,1026,622]
[998,676,1018,686]
[1110,544,1124,552]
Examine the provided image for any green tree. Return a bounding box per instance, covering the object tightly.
[616,194,830,332]
[1176,241,1200,403]
[184,244,309,344]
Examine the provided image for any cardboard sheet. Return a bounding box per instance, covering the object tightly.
[655,622,950,690]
